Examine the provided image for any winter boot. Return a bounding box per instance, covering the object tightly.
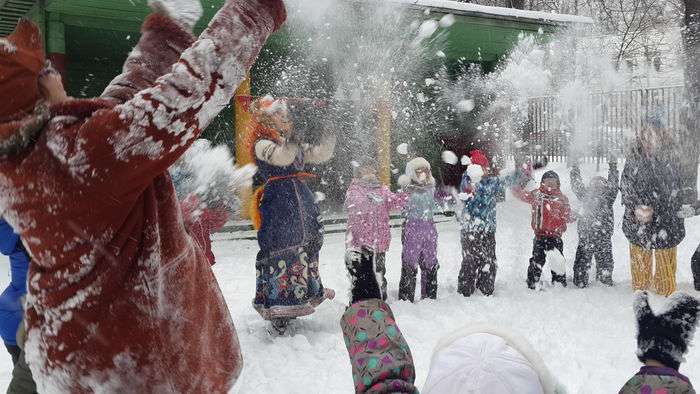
[346,249,382,304]
[422,265,439,299]
[398,265,418,302]
[458,257,477,297]
[526,258,542,290]
[269,318,292,336]
[551,271,567,287]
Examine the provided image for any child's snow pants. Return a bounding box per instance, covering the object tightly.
[573,231,614,287]
[630,243,677,297]
[527,236,566,288]
[346,248,387,301]
[399,219,438,302]
[458,231,497,296]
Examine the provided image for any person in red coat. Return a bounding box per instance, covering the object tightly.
[0,0,285,392]
[513,171,575,289]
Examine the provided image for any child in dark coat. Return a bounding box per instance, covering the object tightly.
[513,171,575,289]
[570,161,619,287]
[619,291,699,393]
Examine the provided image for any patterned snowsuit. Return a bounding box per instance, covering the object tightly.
[619,366,695,393]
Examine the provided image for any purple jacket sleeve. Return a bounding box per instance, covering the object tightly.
[341,299,417,393]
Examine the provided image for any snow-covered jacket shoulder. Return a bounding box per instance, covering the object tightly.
[345,180,407,253]
[424,324,565,394]
[0,3,282,392]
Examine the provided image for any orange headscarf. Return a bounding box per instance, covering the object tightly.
[245,96,287,158]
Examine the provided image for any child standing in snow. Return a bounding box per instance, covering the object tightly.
[397,157,445,302]
[345,157,407,300]
[619,291,699,393]
[455,150,505,297]
[513,171,575,289]
[570,160,619,287]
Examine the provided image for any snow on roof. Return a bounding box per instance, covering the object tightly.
[382,0,594,25]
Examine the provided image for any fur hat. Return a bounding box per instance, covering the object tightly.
[0,19,45,122]
[401,157,434,186]
[541,170,560,186]
[423,324,565,394]
[634,291,700,370]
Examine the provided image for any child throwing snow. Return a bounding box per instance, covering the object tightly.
[619,291,699,393]
[345,157,407,300]
[397,157,445,302]
[570,160,619,287]
[513,171,576,289]
[455,150,505,297]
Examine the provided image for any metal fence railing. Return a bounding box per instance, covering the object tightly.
[524,85,687,164]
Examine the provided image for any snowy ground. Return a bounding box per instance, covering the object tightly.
[1,162,699,393]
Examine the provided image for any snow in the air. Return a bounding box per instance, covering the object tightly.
[3,163,696,393]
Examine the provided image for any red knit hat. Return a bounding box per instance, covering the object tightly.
[0,19,45,122]
[469,149,490,168]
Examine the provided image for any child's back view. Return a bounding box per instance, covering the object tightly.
[570,161,619,287]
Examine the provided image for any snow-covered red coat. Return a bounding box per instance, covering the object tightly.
[345,179,407,253]
[0,2,284,392]
[513,185,575,238]
[180,194,230,265]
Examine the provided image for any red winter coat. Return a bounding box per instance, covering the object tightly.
[513,185,575,238]
[0,2,284,392]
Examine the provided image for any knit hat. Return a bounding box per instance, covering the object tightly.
[0,19,45,122]
[423,324,564,394]
[541,170,560,186]
[634,291,700,370]
[469,149,490,168]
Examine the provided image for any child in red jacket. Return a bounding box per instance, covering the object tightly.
[513,171,575,289]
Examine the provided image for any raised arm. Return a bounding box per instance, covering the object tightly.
[604,162,620,203]
[569,165,587,200]
[303,134,337,165]
[255,139,299,167]
[511,185,535,205]
[101,13,195,104]
[75,0,285,197]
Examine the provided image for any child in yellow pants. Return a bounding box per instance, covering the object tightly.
[630,244,677,297]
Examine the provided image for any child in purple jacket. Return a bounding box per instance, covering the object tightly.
[619,291,699,393]
[345,157,407,300]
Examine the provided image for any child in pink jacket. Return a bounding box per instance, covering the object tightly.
[345,157,407,300]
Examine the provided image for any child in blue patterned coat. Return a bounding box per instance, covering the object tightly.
[455,150,506,297]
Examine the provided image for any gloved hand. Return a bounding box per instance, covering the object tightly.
[148,0,203,31]
[635,205,654,224]
[677,204,698,219]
